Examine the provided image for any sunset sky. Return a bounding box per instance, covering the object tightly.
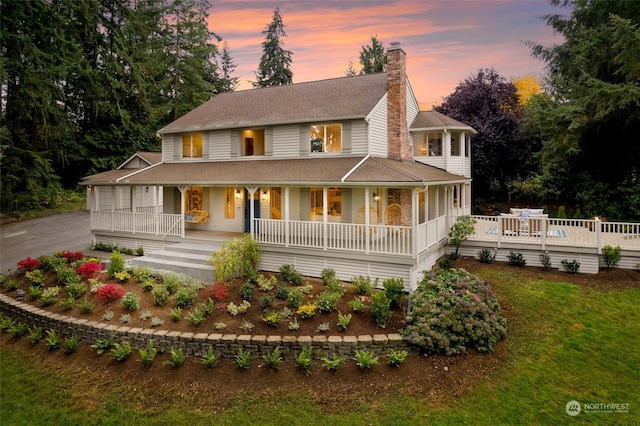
[207,0,567,109]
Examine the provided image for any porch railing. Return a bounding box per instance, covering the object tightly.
[461,215,640,252]
[90,211,182,237]
[253,218,432,256]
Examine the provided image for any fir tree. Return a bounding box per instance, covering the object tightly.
[254,7,293,88]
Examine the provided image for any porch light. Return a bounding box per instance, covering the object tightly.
[235,189,241,199]
[261,191,268,200]
[373,192,379,201]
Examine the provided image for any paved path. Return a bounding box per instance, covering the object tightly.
[0,211,105,274]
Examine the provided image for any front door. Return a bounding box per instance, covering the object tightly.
[244,191,260,232]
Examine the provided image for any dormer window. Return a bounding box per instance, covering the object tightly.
[427,132,442,156]
[451,132,461,156]
[182,133,202,158]
[310,123,341,153]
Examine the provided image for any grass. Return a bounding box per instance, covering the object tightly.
[1,269,639,425]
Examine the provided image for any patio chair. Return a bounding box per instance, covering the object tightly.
[384,204,403,226]
[184,209,209,224]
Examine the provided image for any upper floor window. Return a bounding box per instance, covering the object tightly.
[465,134,471,158]
[310,123,341,153]
[240,129,265,156]
[427,132,442,156]
[182,133,202,158]
[451,133,461,156]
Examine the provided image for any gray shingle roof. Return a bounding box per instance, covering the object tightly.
[82,156,467,186]
[158,73,389,134]
[411,110,476,133]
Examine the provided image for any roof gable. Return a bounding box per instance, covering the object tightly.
[411,110,476,133]
[159,73,389,134]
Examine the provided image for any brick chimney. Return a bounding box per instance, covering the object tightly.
[387,42,410,161]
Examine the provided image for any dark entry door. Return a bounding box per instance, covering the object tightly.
[244,191,260,232]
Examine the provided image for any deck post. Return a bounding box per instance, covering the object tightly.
[285,187,290,247]
[541,217,547,250]
[595,217,602,254]
[322,187,328,251]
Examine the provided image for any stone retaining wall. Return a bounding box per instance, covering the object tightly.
[0,294,410,359]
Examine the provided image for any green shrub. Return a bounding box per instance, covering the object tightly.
[199,298,215,316]
[201,346,219,368]
[174,287,197,309]
[140,278,155,292]
[602,245,621,268]
[121,292,141,311]
[316,290,342,313]
[162,274,180,294]
[321,268,336,284]
[275,285,290,300]
[371,291,392,328]
[240,320,255,333]
[477,248,496,264]
[287,288,304,309]
[239,281,255,301]
[316,322,330,333]
[138,341,158,368]
[539,252,553,270]
[9,321,28,339]
[110,341,132,362]
[260,295,274,310]
[101,310,114,321]
[296,346,313,376]
[139,310,152,321]
[351,275,374,296]
[261,311,281,327]
[78,298,94,314]
[26,269,46,286]
[561,259,580,274]
[28,326,43,344]
[257,274,277,291]
[296,303,317,319]
[212,234,260,281]
[347,297,366,312]
[186,310,206,326]
[235,348,252,370]
[557,205,566,218]
[163,346,185,368]
[448,215,476,257]
[438,254,455,270]
[401,268,508,355]
[2,276,20,291]
[151,285,170,306]
[45,329,61,350]
[150,317,164,327]
[387,349,408,367]
[507,251,526,267]
[227,300,251,316]
[28,285,43,301]
[321,354,346,371]
[337,311,352,331]
[119,314,132,323]
[262,347,283,370]
[383,278,404,309]
[325,277,344,294]
[169,307,182,322]
[91,335,115,355]
[107,251,125,278]
[65,281,87,299]
[353,350,379,369]
[288,318,300,330]
[63,336,80,355]
[58,296,75,310]
[279,264,303,285]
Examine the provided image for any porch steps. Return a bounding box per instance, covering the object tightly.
[130,242,221,282]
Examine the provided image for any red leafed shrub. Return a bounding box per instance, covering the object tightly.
[212,282,229,302]
[95,283,126,303]
[62,251,84,262]
[76,262,103,279]
[17,257,40,273]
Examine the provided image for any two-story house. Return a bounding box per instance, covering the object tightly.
[81,44,476,290]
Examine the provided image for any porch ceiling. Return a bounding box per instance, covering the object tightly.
[82,156,468,186]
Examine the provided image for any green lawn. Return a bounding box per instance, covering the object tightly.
[1,269,638,425]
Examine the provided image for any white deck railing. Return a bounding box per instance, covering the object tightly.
[463,215,640,252]
[253,218,444,256]
[91,211,183,237]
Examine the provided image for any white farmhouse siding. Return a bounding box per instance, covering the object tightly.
[162,134,176,161]
[208,130,232,160]
[350,119,369,154]
[368,96,388,157]
[274,124,302,157]
[406,81,420,130]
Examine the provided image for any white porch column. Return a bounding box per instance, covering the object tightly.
[246,186,259,237]
[131,186,136,234]
[412,188,418,258]
[285,187,290,247]
[111,186,116,231]
[178,186,187,238]
[154,186,159,235]
[322,187,328,251]
[364,187,371,254]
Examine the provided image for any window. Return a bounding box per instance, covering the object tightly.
[185,187,203,211]
[224,187,235,219]
[240,129,265,156]
[182,133,203,158]
[310,187,342,221]
[270,188,281,219]
[427,132,442,156]
[465,134,470,158]
[310,123,342,153]
[451,133,461,156]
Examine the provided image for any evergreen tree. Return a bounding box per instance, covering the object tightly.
[528,0,640,220]
[359,36,386,74]
[217,41,239,92]
[254,7,293,88]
